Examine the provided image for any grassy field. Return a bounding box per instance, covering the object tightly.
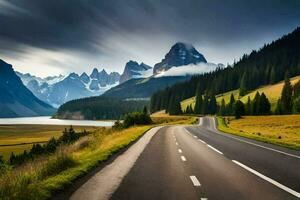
[0,125,97,160]
[0,115,196,200]
[217,115,300,150]
[181,75,300,111]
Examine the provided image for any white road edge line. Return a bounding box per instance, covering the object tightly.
[211,118,300,159]
[198,139,206,144]
[232,160,300,198]
[194,135,198,139]
[200,198,208,200]
[207,145,223,155]
[181,156,186,161]
[178,149,182,153]
[190,175,201,186]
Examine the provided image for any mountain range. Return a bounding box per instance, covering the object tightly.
[103,42,211,99]
[17,68,120,107]
[0,59,55,118]
[1,42,216,117]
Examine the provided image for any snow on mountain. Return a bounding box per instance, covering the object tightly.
[119,61,152,84]
[153,42,207,74]
[17,68,120,107]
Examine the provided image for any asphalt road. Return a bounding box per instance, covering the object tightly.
[109,117,300,200]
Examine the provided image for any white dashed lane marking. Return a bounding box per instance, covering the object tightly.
[207,145,223,155]
[190,175,201,186]
[178,149,182,153]
[181,156,187,162]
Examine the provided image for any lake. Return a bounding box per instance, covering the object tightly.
[0,116,114,127]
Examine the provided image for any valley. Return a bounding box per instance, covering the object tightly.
[0,3,299,199]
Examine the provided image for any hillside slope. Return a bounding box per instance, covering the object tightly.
[181,75,300,111]
[151,27,300,113]
[0,59,55,118]
[103,76,189,99]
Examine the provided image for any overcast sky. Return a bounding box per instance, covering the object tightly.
[0,0,299,77]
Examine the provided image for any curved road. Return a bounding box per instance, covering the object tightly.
[70,117,300,200]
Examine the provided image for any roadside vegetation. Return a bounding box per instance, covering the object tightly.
[217,116,300,150]
[0,110,196,200]
[0,125,96,160]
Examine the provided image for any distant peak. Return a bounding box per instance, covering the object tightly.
[92,68,98,73]
[173,42,194,50]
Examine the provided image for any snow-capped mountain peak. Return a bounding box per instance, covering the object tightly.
[119,60,152,83]
[153,42,207,74]
[17,68,120,107]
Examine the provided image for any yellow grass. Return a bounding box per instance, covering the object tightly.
[181,75,300,111]
[0,115,197,199]
[217,115,300,149]
[0,125,97,160]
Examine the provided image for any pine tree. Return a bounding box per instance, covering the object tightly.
[143,106,148,114]
[252,92,261,115]
[219,99,226,116]
[246,96,251,115]
[280,74,293,114]
[239,72,247,96]
[269,66,276,84]
[169,97,182,115]
[259,92,271,115]
[234,100,245,119]
[227,94,235,115]
[194,92,203,114]
[209,94,217,114]
[202,93,210,114]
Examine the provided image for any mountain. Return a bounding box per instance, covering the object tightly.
[150,27,300,113]
[17,68,120,107]
[119,61,152,84]
[0,59,55,118]
[153,42,207,74]
[103,42,211,99]
[103,76,190,99]
[16,72,65,86]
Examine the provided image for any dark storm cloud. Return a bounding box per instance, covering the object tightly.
[0,0,299,76]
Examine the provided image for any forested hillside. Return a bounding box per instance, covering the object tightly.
[55,97,148,120]
[150,27,300,113]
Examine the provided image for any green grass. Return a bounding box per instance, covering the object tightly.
[181,75,300,112]
[217,116,300,150]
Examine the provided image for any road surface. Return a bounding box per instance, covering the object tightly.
[71,117,300,200]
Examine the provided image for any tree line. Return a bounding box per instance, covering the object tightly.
[56,96,149,120]
[150,27,300,114]
[183,76,300,118]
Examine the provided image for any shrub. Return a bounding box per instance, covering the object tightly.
[122,112,152,128]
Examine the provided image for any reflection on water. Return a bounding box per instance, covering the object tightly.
[0,116,114,127]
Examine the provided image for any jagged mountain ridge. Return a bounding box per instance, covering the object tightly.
[119,61,152,84]
[17,68,120,107]
[153,42,207,74]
